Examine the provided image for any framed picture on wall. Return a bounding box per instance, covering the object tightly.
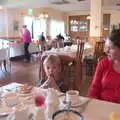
[13,20,19,31]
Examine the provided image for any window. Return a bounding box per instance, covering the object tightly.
[24,16,33,37]
[24,16,47,40]
[50,20,65,39]
[33,19,41,40]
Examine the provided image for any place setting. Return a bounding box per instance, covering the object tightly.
[0,84,90,120]
[59,90,90,109]
[52,90,86,120]
[0,92,19,118]
[0,100,13,118]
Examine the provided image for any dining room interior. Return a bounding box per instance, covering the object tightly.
[0,0,120,94]
[0,0,120,120]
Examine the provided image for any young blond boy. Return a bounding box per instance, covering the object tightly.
[40,54,64,91]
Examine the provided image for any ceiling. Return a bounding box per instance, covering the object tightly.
[1,0,120,12]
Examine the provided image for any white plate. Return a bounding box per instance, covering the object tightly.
[18,92,33,97]
[0,107,12,117]
[59,96,90,107]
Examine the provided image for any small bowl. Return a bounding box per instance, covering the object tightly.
[52,109,84,120]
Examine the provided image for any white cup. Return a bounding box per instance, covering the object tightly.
[66,90,79,105]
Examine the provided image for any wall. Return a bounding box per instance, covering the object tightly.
[7,8,21,38]
[108,10,120,30]
[67,10,120,35]
[0,8,8,37]
[0,7,67,39]
[0,7,120,39]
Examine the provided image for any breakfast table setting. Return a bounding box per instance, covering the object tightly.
[42,42,94,60]
[0,82,120,120]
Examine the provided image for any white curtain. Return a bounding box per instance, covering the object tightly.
[50,20,65,39]
[24,16,33,37]
[24,17,47,40]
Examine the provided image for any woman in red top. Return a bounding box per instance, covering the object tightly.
[88,29,120,103]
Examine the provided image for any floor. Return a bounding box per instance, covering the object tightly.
[0,57,93,96]
[0,58,39,86]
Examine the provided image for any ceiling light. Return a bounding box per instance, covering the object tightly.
[86,15,91,20]
[39,13,48,19]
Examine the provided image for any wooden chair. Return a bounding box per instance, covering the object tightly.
[38,42,84,92]
[94,41,105,62]
[85,41,106,77]
[38,54,75,91]
[50,39,57,49]
[74,41,84,91]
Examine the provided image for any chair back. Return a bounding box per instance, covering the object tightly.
[94,41,105,61]
[74,41,84,91]
[76,41,84,62]
[38,54,76,91]
[51,40,57,48]
[38,42,85,92]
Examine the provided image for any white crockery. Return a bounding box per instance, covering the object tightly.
[66,90,79,106]
[4,92,19,106]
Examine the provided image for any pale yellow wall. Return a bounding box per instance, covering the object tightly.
[67,10,120,35]
[0,7,120,38]
[68,11,89,16]
[0,8,8,37]
[7,7,68,38]
[7,8,21,37]
[109,11,120,29]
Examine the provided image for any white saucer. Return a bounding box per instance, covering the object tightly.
[18,92,33,97]
[0,107,12,117]
[60,96,90,107]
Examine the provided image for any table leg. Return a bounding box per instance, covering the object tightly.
[3,60,7,72]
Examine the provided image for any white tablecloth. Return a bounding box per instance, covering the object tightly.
[1,83,120,120]
[0,48,9,61]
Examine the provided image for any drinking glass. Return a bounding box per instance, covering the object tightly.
[34,95,45,107]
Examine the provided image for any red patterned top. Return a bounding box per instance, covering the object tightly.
[88,58,120,103]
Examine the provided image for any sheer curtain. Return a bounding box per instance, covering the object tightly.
[50,20,65,39]
[24,16,33,37]
[24,16,47,40]
[33,18,46,40]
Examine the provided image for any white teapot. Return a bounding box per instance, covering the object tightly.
[45,88,60,119]
[45,88,60,106]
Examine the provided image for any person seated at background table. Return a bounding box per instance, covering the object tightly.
[38,32,46,51]
[40,54,68,92]
[88,29,120,103]
[39,32,46,42]
[56,33,64,41]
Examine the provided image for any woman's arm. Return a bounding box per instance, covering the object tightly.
[88,60,105,99]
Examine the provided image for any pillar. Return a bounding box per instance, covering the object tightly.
[89,0,103,45]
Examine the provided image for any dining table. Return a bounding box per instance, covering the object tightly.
[42,43,94,60]
[1,82,120,120]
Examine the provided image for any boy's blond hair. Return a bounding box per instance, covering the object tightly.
[43,54,61,66]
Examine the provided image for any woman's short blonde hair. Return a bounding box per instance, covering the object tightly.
[43,54,61,66]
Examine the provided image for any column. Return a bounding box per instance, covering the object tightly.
[89,0,103,45]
